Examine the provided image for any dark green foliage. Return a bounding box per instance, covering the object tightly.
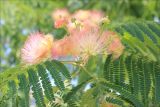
[115,21,160,61]
[45,61,65,91]
[28,69,46,107]
[18,74,29,107]
[0,60,71,107]
[37,65,55,101]
[52,60,71,80]
[125,56,140,96]
[64,78,91,102]
[103,54,160,107]
[101,80,144,107]
[110,21,160,106]
[7,80,17,107]
[67,99,80,107]
[147,22,160,38]
[153,62,160,105]
[0,80,18,107]
[135,22,158,44]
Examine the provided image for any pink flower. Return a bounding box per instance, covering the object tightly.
[89,10,104,23]
[72,10,90,21]
[70,30,124,61]
[52,8,70,21]
[102,31,124,58]
[67,19,99,36]
[71,29,108,61]
[54,18,68,28]
[21,32,54,65]
[72,10,104,23]
[51,36,78,58]
[52,9,71,29]
[108,38,124,58]
[67,10,104,36]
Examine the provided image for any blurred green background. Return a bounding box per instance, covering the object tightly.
[0,0,159,72]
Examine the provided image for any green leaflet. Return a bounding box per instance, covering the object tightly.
[28,69,46,107]
[0,60,71,107]
[153,62,160,105]
[103,54,160,107]
[45,61,65,91]
[37,65,55,101]
[52,60,71,80]
[64,78,91,102]
[100,80,144,107]
[80,87,97,107]
[115,21,160,61]
[18,74,29,107]
[8,81,17,107]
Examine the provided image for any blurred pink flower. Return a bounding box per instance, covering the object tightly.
[52,8,70,21]
[21,32,54,65]
[89,10,104,23]
[72,10,90,21]
[52,9,104,30]
[52,8,70,28]
[67,19,99,36]
[102,31,124,58]
[71,29,108,61]
[52,37,71,58]
[54,18,68,28]
[108,38,124,58]
[72,10,104,23]
[67,10,104,36]
[69,30,124,61]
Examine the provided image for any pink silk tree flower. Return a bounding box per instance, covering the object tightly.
[69,10,104,34]
[102,31,125,59]
[70,30,124,62]
[108,38,124,59]
[72,10,104,23]
[89,10,104,23]
[52,8,70,21]
[72,10,90,21]
[71,29,108,62]
[54,18,68,28]
[21,32,54,65]
[67,19,99,36]
[51,36,77,58]
[52,9,70,29]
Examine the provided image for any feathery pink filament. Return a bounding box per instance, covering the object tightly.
[21,32,53,65]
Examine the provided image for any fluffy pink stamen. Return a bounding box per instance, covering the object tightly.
[21,32,53,65]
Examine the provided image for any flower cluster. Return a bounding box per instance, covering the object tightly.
[21,9,124,65]
[21,33,53,65]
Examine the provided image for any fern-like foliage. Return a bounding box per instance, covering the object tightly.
[37,65,55,101]
[45,61,65,91]
[28,69,46,107]
[102,55,160,107]
[0,60,71,107]
[115,21,160,61]
[8,80,17,107]
[64,77,91,102]
[18,74,29,107]
[153,62,160,105]
[101,21,160,106]
[52,60,71,80]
